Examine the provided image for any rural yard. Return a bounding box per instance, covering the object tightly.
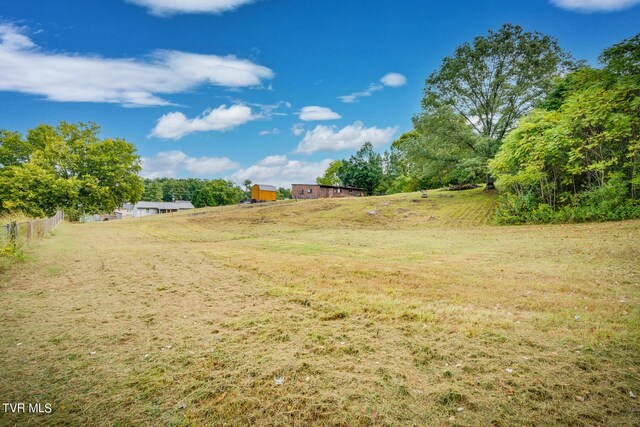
[1,189,639,426]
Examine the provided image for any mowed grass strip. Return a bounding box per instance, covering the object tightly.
[0,189,639,426]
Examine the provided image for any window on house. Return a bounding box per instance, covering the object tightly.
[338,188,342,193]
[349,189,352,193]
[307,189,312,193]
[299,190,304,195]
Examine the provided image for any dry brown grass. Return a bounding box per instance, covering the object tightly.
[1,188,639,426]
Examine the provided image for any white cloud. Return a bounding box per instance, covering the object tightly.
[295,121,397,154]
[297,106,342,121]
[127,0,255,15]
[231,155,333,188]
[258,128,280,136]
[338,83,384,104]
[291,123,305,136]
[380,72,407,87]
[141,150,239,178]
[550,0,640,11]
[338,72,406,103]
[0,24,273,106]
[150,104,258,139]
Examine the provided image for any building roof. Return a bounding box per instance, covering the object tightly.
[291,184,366,191]
[133,201,195,210]
[253,184,277,192]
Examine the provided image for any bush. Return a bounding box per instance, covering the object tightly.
[495,174,640,224]
[0,241,23,272]
[494,193,540,224]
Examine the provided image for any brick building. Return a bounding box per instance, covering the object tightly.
[291,184,366,199]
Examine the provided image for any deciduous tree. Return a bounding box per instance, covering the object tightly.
[337,142,383,195]
[0,122,143,219]
[422,24,573,188]
[316,160,342,186]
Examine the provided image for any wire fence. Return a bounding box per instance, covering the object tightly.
[0,211,64,246]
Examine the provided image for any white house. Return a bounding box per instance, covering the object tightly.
[119,201,195,218]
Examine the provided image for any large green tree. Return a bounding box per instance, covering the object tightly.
[397,107,490,188]
[0,122,143,219]
[336,142,383,195]
[316,160,343,186]
[422,24,573,188]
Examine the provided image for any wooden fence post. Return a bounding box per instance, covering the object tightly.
[27,220,32,242]
[9,221,17,243]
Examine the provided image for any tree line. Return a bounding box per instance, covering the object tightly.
[317,25,639,223]
[1,25,637,225]
[141,178,291,207]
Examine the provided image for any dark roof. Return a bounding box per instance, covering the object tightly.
[253,184,277,192]
[291,184,365,191]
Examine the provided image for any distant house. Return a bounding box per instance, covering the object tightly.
[251,184,277,202]
[119,201,195,218]
[291,184,366,199]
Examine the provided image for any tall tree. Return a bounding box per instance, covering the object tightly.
[400,107,489,188]
[337,142,383,195]
[600,33,640,78]
[422,24,573,188]
[0,122,143,219]
[316,160,343,186]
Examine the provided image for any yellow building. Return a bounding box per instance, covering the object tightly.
[251,184,277,202]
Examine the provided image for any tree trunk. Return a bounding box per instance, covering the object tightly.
[485,174,496,190]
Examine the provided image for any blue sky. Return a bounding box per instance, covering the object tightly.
[1,0,639,187]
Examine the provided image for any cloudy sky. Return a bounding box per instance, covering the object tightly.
[1,0,639,187]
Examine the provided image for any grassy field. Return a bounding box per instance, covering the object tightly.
[1,188,639,426]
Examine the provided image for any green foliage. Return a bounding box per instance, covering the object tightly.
[0,130,37,167]
[142,178,245,207]
[336,142,383,195]
[314,25,573,195]
[142,179,164,201]
[383,175,414,194]
[421,24,572,187]
[495,180,640,225]
[145,178,202,202]
[0,122,143,219]
[242,179,252,200]
[397,107,491,188]
[191,179,243,208]
[276,187,292,200]
[600,33,640,78]
[423,24,573,143]
[316,160,342,185]
[490,52,640,223]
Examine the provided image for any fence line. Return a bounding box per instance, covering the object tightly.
[1,211,64,245]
